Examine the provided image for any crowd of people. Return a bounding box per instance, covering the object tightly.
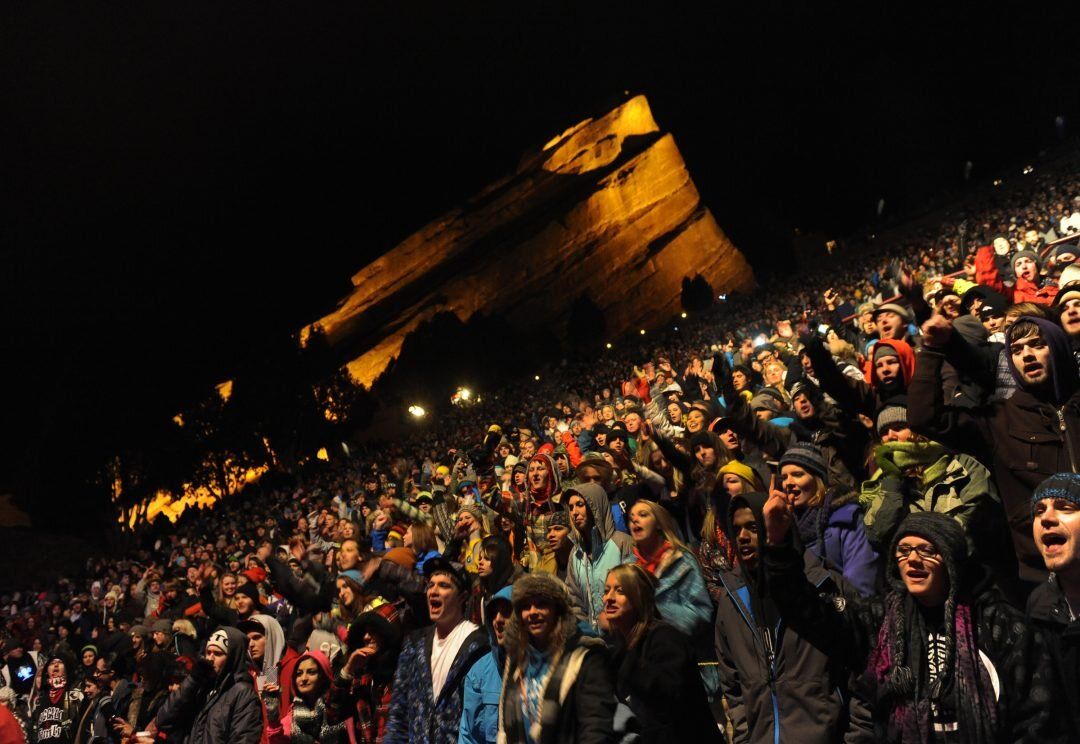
[2,163,1080,744]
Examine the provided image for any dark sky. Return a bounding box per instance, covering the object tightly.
[3,3,1077,518]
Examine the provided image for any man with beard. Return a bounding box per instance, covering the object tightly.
[912,314,1080,584]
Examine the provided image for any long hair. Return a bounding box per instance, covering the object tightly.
[479,535,516,594]
[502,581,579,677]
[802,476,829,509]
[409,522,438,554]
[606,564,660,650]
[335,575,365,624]
[215,572,238,609]
[632,499,692,555]
[701,471,756,544]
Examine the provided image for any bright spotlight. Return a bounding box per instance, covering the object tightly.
[408,405,426,418]
[605,342,612,349]
[680,312,687,318]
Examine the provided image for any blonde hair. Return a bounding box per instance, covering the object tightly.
[171,619,197,639]
[606,564,660,649]
[631,500,692,556]
[700,473,756,544]
[804,476,829,508]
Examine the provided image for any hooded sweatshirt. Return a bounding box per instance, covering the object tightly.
[564,483,635,631]
[715,493,863,744]
[1005,315,1080,406]
[270,650,352,744]
[247,614,285,691]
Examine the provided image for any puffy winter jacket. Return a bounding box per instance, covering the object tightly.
[156,626,263,744]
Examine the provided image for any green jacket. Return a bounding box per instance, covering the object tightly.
[860,444,998,551]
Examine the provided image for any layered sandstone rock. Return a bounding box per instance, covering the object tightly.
[303,94,756,385]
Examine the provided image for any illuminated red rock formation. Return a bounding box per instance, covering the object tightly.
[302,94,756,385]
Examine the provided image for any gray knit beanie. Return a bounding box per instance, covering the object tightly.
[876,406,908,433]
[778,443,829,484]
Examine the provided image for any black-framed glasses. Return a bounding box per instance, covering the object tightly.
[895,544,940,562]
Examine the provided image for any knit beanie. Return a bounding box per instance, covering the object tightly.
[876,406,908,433]
[1012,249,1040,271]
[689,430,718,452]
[1031,473,1080,517]
[719,460,757,487]
[750,388,786,414]
[547,510,571,529]
[1054,243,1078,262]
[338,569,364,585]
[1053,280,1080,310]
[234,580,263,606]
[873,344,899,362]
[778,442,829,484]
[458,504,484,527]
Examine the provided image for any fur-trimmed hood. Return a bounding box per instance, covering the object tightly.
[503,574,578,678]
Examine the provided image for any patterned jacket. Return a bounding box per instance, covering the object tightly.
[382,624,489,744]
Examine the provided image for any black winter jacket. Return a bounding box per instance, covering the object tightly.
[715,549,869,743]
[764,543,1065,743]
[1026,574,1080,738]
[612,621,720,744]
[908,346,1080,581]
[499,633,616,744]
[156,627,263,744]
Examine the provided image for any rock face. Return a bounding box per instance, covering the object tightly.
[303,94,756,386]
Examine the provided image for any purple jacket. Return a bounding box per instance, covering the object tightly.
[805,503,880,596]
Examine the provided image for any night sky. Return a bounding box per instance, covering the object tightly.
[4,3,1077,525]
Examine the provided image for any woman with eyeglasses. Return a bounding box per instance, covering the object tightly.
[761,495,1063,742]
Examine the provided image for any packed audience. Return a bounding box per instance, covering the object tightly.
[2,165,1080,744]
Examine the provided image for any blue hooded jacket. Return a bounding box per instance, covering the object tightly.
[458,586,513,744]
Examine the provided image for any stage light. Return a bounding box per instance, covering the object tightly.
[408,405,426,418]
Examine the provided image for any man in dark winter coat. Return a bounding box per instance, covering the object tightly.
[1028,473,1080,738]
[911,314,1080,582]
[155,626,263,744]
[715,492,869,743]
[383,558,489,743]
